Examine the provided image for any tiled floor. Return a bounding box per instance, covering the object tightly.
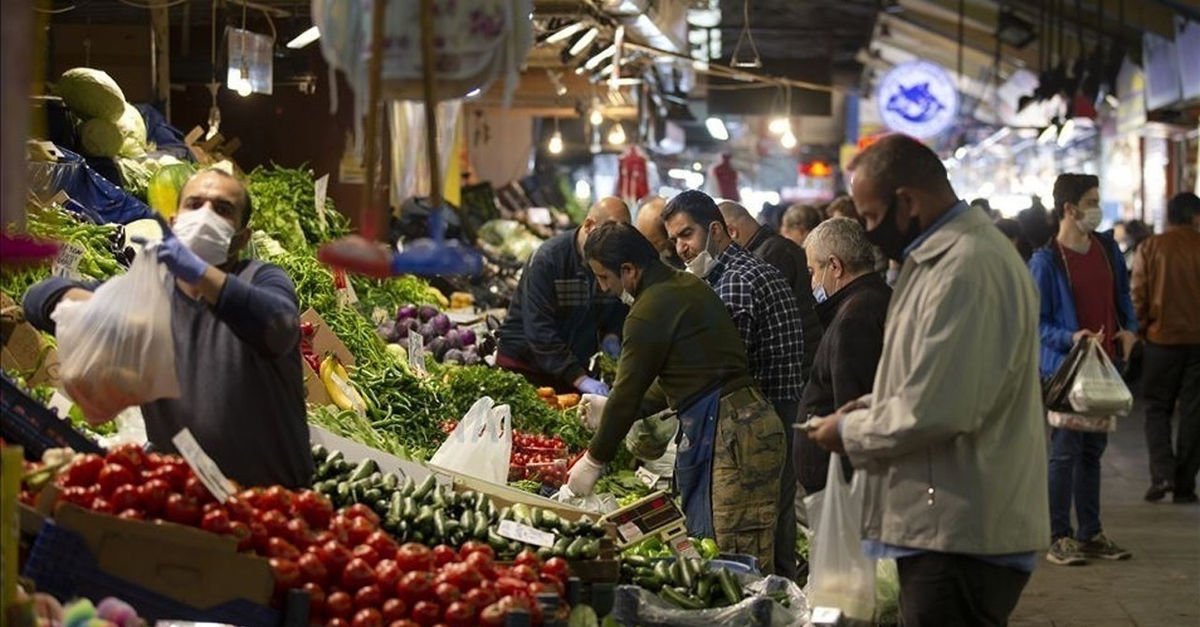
[1010,400,1200,627]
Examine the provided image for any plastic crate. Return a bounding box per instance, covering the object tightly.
[710,553,759,575]
[22,521,290,627]
[0,374,103,460]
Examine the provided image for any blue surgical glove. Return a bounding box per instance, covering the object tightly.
[150,235,209,284]
[577,376,610,396]
[601,334,621,359]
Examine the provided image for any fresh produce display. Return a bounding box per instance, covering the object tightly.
[247,164,351,252]
[594,471,651,506]
[377,303,493,366]
[310,445,608,561]
[1,204,123,304]
[145,162,196,218]
[437,421,573,487]
[618,556,788,611]
[352,276,446,318]
[621,537,719,561]
[50,445,573,625]
[535,387,581,411]
[9,592,144,627]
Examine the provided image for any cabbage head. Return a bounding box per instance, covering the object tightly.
[56,67,126,121]
[116,103,148,157]
[80,118,123,157]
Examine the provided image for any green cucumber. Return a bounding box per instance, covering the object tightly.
[659,587,706,610]
[716,568,742,604]
[412,475,436,501]
[348,459,378,482]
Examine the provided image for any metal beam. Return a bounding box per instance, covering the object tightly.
[151,2,170,121]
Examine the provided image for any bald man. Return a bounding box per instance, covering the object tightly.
[498,197,632,395]
[636,197,684,269]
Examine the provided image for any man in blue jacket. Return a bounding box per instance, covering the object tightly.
[1029,173,1138,566]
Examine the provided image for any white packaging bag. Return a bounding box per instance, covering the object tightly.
[1069,337,1133,417]
[807,454,876,621]
[429,396,512,484]
[52,249,178,424]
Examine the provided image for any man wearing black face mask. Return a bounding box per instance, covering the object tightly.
[808,134,1048,626]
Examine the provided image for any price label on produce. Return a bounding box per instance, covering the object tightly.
[314,174,330,230]
[634,467,661,489]
[172,428,235,503]
[332,267,359,307]
[497,519,556,548]
[52,243,86,280]
[407,333,427,376]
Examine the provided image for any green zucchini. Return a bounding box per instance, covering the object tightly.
[716,568,742,604]
[659,587,706,610]
[348,459,378,482]
[412,475,436,501]
[565,537,587,560]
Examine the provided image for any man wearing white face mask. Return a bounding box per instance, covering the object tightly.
[24,169,313,488]
[662,190,805,577]
[1030,173,1138,566]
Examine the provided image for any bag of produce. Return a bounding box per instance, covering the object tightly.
[429,396,512,484]
[1042,336,1090,412]
[51,246,179,424]
[1047,410,1117,433]
[807,455,875,621]
[1068,336,1133,417]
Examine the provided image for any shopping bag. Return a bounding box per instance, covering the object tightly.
[51,248,178,424]
[1043,337,1090,413]
[807,454,875,621]
[1047,410,1117,433]
[429,397,512,484]
[1068,337,1133,417]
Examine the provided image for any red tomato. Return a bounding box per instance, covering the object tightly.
[117,508,144,520]
[184,475,215,505]
[144,452,168,469]
[341,558,376,592]
[269,558,301,595]
[110,484,140,511]
[59,486,92,509]
[326,620,350,627]
[327,515,354,545]
[443,601,476,627]
[97,463,134,496]
[200,507,231,535]
[285,518,315,549]
[222,494,253,522]
[387,622,419,627]
[354,583,383,610]
[344,503,380,526]
[380,598,408,621]
[478,602,507,627]
[463,551,494,579]
[495,577,528,598]
[249,520,271,554]
[366,531,399,557]
[347,517,375,546]
[90,496,114,514]
[137,478,171,516]
[326,591,354,618]
[352,544,381,567]
[227,520,253,552]
[513,549,541,569]
[260,485,294,512]
[266,537,301,560]
[395,571,434,605]
[105,444,146,471]
[298,551,329,585]
[63,454,104,487]
[431,545,456,568]
[351,608,383,627]
[511,564,538,584]
[258,509,289,537]
[152,462,189,491]
[395,544,434,573]
[373,559,402,591]
[302,581,327,617]
[159,493,198,526]
[457,541,494,562]
[537,573,564,597]
[294,490,334,528]
[463,587,496,612]
[432,582,460,605]
[409,601,441,627]
[316,540,353,578]
[313,530,337,547]
[540,557,569,580]
[439,563,482,591]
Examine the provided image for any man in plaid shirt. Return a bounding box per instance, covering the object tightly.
[663,189,805,578]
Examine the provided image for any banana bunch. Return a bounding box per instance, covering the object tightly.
[319,355,368,414]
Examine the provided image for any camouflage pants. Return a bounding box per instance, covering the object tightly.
[711,386,785,575]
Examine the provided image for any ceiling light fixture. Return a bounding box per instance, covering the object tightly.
[589,107,604,126]
[286,25,320,49]
[608,122,627,145]
[768,117,790,135]
[548,118,564,154]
[547,21,587,44]
[780,129,797,149]
[729,0,762,68]
[569,27,600,56]
[584,44,617,70]
[706,117,729,141]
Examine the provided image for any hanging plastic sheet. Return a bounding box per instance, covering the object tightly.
[27,146,153,225]
[389,100,462,207]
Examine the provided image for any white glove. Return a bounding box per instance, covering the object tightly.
[579,394,608,431]
[566,452,605,497]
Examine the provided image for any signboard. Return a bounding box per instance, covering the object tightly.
[875,60,959,139]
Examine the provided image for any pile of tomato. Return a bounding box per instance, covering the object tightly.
[51,444,571,626]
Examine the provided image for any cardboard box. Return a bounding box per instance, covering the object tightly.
[53,502,275,608]
[0,295,59,387]
[308,424,449,488]
[300,308,355,406]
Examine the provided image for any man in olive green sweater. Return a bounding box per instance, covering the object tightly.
[564,222,786,573]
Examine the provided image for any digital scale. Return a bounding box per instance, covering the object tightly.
[599,490,699,558]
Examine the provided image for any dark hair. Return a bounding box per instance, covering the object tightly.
[970,198,991,211]
[193,168,254,228]
[783,203,823,231]
[847,134,950,198]
[661,190,725,230]
[994,218,1032,261]
[1051,173,1098,221]
[1167,192,1200,226]
[1017,205,1054,249]
[583,222,659,273]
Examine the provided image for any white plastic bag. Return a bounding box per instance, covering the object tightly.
[51,249,178,424]
[1069,337,1133,417]
[429,397,512,484]
[807,454,875,621]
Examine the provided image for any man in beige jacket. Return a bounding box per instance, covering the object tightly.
[811,134,1049,626]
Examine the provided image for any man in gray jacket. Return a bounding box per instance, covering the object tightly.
[811,134,1048,626]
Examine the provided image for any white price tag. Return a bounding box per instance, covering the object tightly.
[618,521,644,543]
[370,307,391,325]
[333,268,359,307]
[634,467,661,489]
[407,333,427,376]
[314,174,330,230]
[527,207,553,225]
[669,535,700,559]
[172,428,235,503]
[47,391,75,419]
[497,519,556,548]
[52,243,86,280]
